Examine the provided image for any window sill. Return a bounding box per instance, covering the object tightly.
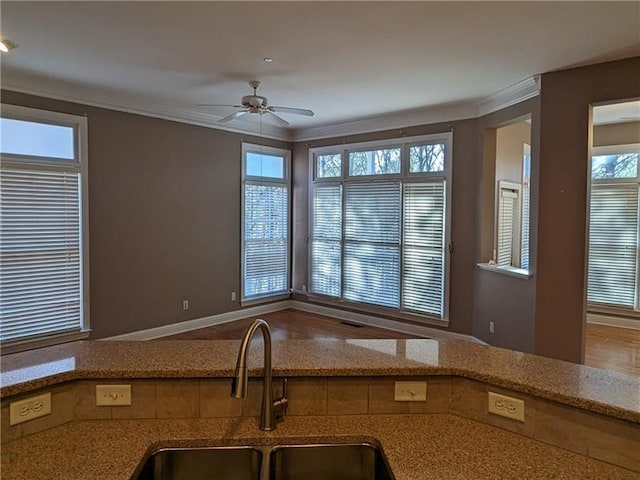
[240,292,291,308]
[1,329,91,355]
[476,263,533,279]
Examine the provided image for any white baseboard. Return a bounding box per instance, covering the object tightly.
[101,299,484,343]
[101,301,292,340]
[290,301,485,344]
[587,313,640,331]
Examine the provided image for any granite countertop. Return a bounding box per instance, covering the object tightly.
[2,414,639,480]
[1,338,639,423]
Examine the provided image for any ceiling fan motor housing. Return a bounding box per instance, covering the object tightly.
[242,94,268,108]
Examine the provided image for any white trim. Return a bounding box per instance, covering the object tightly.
[3,74,540,143]
[587,313,640,331]
[592,143,640,156]
[476,76,541,117]
[476,263,533,279]
[101,301,292,341]
[290,301,485,344]
[2,82,291,142]
[293,103,474,142]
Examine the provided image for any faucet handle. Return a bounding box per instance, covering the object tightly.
[273,378,288,421]
[280,378,288,399]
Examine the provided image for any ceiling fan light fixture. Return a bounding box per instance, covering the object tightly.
[0,39,17,54]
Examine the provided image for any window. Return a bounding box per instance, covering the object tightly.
[241,143,291,302]
[587,145,640,311]
[310,134,451,321]
[0,105,89,352]
[496,182,521,267]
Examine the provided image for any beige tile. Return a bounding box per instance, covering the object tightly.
[368,380,409,414]
[286,378,327,416]
[111,381,156,419]
[534,399,589,455]
[74,381,112,420]
[327,378,369,415]
[21,384,75,437]
[200,379,242,418]
[1,403,22,444]
[448,378,487,422]
[242,379,264,417]
[583,411,640,472]
[156,380,199,418]
[485,386,535,437]
[409,377,450,414]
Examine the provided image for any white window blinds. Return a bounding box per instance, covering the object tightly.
[241,144,290,302]
[311,185,342,297]
[587,183,638,308]
[243,183,289,299]
[343,182,401,308]
[402,182,446,317]
[0,169,82,343]
[497,186,519,267]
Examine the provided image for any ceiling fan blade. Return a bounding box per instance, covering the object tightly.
[218,110,249,123]
[270,106,315,117]
[265,111,290,126]
[197,104,245,108]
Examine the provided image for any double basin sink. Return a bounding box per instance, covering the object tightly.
[132,442,395,480]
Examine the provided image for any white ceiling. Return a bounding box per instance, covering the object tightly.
[1,2,639,139]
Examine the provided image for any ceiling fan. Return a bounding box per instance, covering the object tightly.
[198,80,315,126]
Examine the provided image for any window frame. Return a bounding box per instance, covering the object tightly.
[308,132,453,326]
[240,142,291,304]
[1,104,90,353]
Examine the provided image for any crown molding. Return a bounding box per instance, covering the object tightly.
[290,102,477,142]
[1,73,292,142]
[2,70,540,144]
[476,75,541,117]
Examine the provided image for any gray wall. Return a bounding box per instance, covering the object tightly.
[1,90,291,339]
[535,57,640,363]
[472,98,540,351]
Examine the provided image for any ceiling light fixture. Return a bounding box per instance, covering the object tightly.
[263,57,273,63]
[0,39,17,54]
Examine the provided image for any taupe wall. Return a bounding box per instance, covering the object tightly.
[473,98,540,351]
[291,120,479,335]
[593,121,640,146]
[495,121,530,187]
[536,57,640,363]
[1,90,291,339]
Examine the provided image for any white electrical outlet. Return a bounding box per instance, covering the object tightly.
[10,393,52,425]
[231,291,237,301]
[394,381,427,401]
[489,321,495,334]
[182,299,189,310]
[488,392,525,422]
[96,385,132,406]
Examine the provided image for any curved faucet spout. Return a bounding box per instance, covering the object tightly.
[230,319,287,431]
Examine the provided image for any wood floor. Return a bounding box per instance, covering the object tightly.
[160,309,640,377]
[585,323,640,376]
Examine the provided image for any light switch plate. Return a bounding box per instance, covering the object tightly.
[394,381,427,401]
[96,384,132,406]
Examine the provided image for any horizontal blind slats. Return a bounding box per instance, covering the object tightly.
[311,185,342,297]
[243,184,288,298]
[1,168,82,342]
[587,183,638,308]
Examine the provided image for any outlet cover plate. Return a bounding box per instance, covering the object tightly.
[9,392,52,425]
[488,391,525,422]
[96,384,132,406]
[394,381,427,401]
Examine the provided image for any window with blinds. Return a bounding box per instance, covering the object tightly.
[496,183,520,267]
[309,134,451,321]
[241,144,290,301]
[0,105,89,351]
[587,148,640,311]
[521,144,531,270]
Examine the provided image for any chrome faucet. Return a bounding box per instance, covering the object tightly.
[230,319,288,431]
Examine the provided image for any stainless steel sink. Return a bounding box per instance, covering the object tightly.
[132,446,262,480]
[269,443,395,480]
